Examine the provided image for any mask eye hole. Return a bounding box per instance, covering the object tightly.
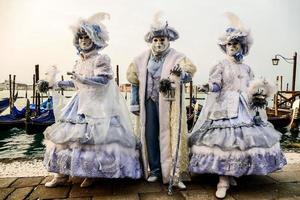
[79,35,89,40]
[228,41,239,46]
[153,38,165,42]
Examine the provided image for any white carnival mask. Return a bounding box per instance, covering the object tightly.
[150,37,170,54]
[78,33,93,51]
[226,40,242,56]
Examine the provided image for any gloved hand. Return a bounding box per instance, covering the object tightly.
[68,71,86,84]
[198,83,209,93]
[170,64,182,77]
[67,71,80,80]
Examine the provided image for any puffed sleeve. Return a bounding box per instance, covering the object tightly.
[208,62,224,91]
[74,54,114,86]
[126,62,139,85]
[178,57,197,83]
[54,80,75,89]
[126,62,140,112]
[179,57,197,77]
[93,54,114,79]
[248,66,255,81]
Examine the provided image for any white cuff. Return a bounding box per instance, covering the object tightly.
[208,83,214,92]
[130,105,140,112]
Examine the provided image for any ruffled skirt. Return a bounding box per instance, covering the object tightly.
[188,96,287,177]
[43,94,142,179]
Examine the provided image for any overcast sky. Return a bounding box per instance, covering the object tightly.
[0,0,299,90]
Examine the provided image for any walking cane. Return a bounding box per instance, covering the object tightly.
[168,80,183,195]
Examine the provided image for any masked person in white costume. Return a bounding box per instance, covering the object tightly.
[127,12,196,189]
[188,13,286,199]
[40,12,142,188]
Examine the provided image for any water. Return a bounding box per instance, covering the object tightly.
[0,90,74,160]
[0,128,44,159]
[0,90,299,160]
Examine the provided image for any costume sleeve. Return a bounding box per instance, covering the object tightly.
[249,66,255,81]
[246,65,255,88]
[76,75,110,85]
[127,62,139,85]
[126,62,140,112]
[75,54,113,86]
[211,83,221,92]
[55,80,75,89]
[179,57,197,83]
[93,54,114,79]
[208,62,223,92]
[130,84,140,112]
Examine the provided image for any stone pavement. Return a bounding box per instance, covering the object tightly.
[0,163,300,200]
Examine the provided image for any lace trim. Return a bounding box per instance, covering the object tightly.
[198,120,269,131]
[58,118,87,124]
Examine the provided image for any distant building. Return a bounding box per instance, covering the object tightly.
[0,80,32,90]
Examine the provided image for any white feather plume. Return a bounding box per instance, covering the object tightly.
[151,11,165,29]
[87,12,110,24]
[224,12,247,33]
[248,77,277,99]
[45,65,59,86]
[70,12,110,34]
[70,12,110,47]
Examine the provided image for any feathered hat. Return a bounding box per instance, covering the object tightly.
[144,11,179,43]
[218,12,253,55]
[70,12,110,51]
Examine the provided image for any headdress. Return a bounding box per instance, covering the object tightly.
[218,12,253,55]
[70,12,110,52]
[144,11,179,43]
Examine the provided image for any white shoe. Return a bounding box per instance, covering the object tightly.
[45,176,68,188]
[229,177,237,186]
[216,176,230,199]
[174,181,186,190]
[147,175,158,182]
[215,185,229,199]
[80,178,93,188]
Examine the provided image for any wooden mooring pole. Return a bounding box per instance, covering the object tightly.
[25,85,28,99]
[189,81,193,116]
[32,74,36,107]
[61,75,64,96]
[12,75,16,100]
[9,74,12,114]
[280,76,283,91]
[116,65,119,86]
[35,64,40,115]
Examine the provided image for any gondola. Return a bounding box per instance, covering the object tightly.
[0,92,18,114]
[0,106,26,130]
[25,109,55,134]
[0,97,53,131]
[266,107,292,129]
[0,98,9,114]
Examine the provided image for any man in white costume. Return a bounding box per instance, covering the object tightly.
[127,12,196,189]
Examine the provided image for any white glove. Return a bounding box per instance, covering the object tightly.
[170,64,182,77]
[198,83,209,93]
